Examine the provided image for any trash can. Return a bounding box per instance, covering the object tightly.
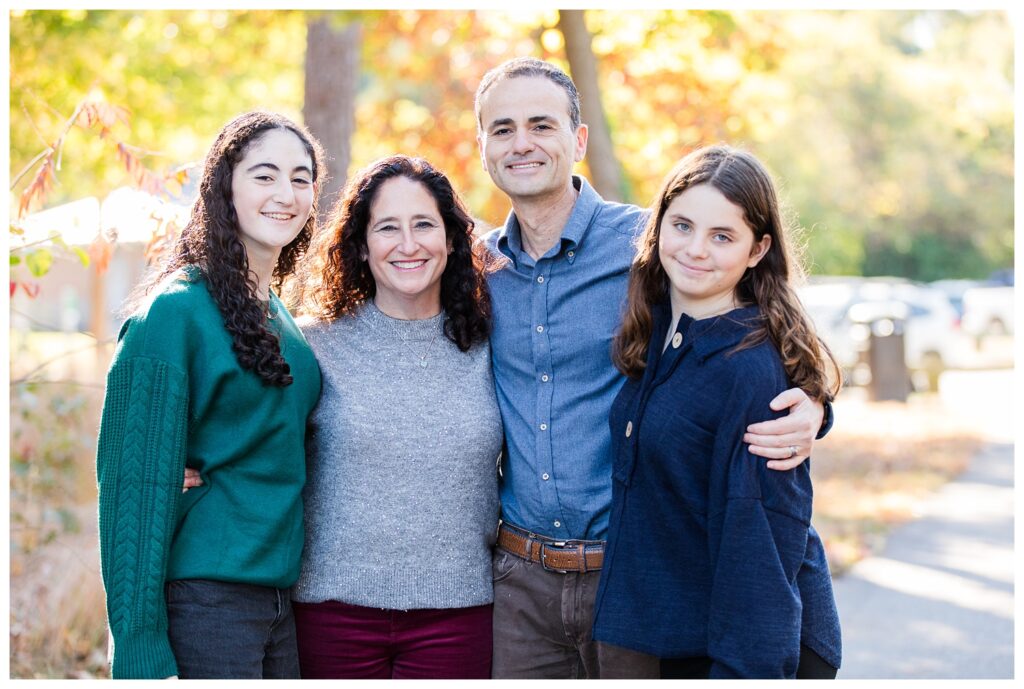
[865,317,910,402]
[848,300,911,403]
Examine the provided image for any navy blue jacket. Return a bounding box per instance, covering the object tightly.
[592,304,841,678]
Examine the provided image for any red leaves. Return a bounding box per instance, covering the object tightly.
[13,97,191,223]
[87,235,114,275]
[17,155,55,219]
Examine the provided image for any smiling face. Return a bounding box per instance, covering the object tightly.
[658,183,771,320]
[364,176,450,319]
[476,76,588,204]
[230,128,314,265]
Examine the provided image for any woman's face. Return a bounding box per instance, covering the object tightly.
[658,183,770,319]
[230,128,314,264]
[364,176,450,319]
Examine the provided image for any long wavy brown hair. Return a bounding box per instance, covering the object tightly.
[301,155,490,351]
[130,110,326,387]
[613,145,841,401]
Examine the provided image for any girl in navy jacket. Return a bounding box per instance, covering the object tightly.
[592,145,842,678]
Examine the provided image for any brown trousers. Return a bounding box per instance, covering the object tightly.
[490,547,660,679]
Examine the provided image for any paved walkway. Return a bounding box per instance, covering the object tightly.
[832,441,1014,678]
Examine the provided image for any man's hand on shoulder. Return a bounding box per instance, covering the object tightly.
[743,388,825,471]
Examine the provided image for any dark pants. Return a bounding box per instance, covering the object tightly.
[660,643,839,679]
[293,599,493,679]
[490,548,660,679]
[165,579,300,679]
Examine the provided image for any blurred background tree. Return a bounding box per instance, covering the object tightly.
[12,9,1012,279]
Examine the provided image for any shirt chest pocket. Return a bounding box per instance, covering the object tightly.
[649,413,716,518]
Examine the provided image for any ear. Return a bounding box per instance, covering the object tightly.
[747,234,771,268]
[573,123,589,163]
[477,133,488,173]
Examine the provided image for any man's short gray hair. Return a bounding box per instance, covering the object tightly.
[475,57,581,133]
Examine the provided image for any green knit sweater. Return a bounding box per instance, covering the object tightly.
[95,270,320,679]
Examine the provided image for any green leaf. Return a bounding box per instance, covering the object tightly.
[25,248,54,277]
[10,254,21,266]
[71,245,90,267]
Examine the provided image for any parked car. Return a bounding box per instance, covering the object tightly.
[797,277,974,391]
[961,286,1015,339]
[929,278,985,320]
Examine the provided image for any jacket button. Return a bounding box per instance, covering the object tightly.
[672,332,683,348]
[625,421,633,437]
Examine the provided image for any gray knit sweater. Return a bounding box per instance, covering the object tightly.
[292,301,503,610]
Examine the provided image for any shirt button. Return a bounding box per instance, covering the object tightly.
[537,275,545,283]
[542,473,550,480]
[541,374,549,382]
[540,423,548,431]
[553,521,561,528]
[567,250,575,258]
[536,325,544,333]
[625,421,633,437]
[672,332,683,348]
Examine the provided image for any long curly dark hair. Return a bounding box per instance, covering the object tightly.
[614,145,842,401]
[302,155,490,351]
[134,110,326,387]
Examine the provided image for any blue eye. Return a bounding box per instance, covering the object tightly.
[674,222,691,233]
[713,233,732,242]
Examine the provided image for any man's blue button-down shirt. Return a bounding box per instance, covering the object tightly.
[483,176,648,541]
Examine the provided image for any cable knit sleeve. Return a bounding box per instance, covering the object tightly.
[96,354,189,679]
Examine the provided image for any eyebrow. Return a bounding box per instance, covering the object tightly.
[666,213,737,233]
[486,114,557,130]
[245,162,313,176]
[371,214,439,226]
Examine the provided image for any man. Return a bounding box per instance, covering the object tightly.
[475,57,828,679]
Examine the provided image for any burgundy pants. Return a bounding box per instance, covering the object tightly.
[293,599,493,679]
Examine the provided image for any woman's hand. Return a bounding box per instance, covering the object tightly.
[742,388,825,470]
[182,467,203,492]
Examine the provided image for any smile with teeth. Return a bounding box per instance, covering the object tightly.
[391,259,428,271]
[508,162,543,170]
[262,212,295,221]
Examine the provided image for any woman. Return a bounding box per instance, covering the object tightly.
[96,111,325,679]
[591,145,842,678]
[291,155,503,679]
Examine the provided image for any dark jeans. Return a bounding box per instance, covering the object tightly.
[165,579,300,679]
[660,643,838,679]
[490,548,660,679]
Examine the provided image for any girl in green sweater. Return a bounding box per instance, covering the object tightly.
[96,111,325,678]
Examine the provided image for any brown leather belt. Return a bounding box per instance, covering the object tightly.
[497,522,605,573]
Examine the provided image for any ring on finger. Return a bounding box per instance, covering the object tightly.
[788,445,798,458]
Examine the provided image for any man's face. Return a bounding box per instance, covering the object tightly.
[477,76,588,203]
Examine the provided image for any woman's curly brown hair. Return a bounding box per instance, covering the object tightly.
[302,155,490,351]
[614,145,842,401]
[134,110,326,387]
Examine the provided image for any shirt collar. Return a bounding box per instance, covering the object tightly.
[495,176,603,266]
[655,301,764,363]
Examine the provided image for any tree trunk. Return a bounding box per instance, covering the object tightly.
[303,18,361,219]
[558,10,625,203]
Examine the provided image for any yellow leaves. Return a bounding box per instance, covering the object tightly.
[540,29,562,53]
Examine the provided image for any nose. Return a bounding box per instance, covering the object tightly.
[511,128,534,155]
[272,179,296,206]
[684,234,709,259]
[397,227,417,254]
